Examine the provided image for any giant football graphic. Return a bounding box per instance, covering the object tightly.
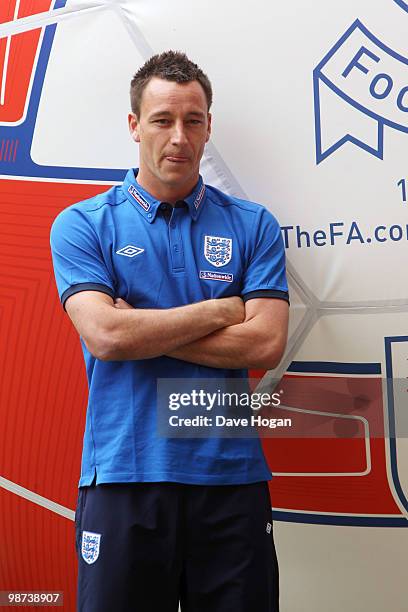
[0,1,407,610]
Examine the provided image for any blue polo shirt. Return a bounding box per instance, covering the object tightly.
[50,168,289,487]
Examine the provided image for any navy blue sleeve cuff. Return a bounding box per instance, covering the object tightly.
[61,283,115,311]
[242,289,290,305]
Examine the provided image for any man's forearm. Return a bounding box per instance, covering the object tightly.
[105,302,219,360]
[68,294,244,361]
[167,318,282,370]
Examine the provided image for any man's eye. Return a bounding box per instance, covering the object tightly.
[154,119,169,125]
[188,120,202,125]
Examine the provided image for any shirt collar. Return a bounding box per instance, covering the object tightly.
[122,168,206,223]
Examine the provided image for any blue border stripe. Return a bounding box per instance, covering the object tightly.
[288,361,381,375]
[385,336,408,514]
[273,510,408,527]
[393,0,408,14]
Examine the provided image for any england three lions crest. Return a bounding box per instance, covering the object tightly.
[81,531,101,565]
[204,235,232,267]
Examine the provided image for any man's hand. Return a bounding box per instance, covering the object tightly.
[216,296,245,327]
[113,298,134,310]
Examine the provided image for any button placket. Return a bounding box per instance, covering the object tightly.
[169,207,185,271]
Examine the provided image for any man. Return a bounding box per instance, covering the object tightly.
[50,51,289,612]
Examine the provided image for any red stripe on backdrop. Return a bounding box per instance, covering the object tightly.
[0,178,109,499]
[262,374,401,515]
[0,486,75,610]
[0,179,112,607]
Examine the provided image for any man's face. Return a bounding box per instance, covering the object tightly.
[128,77,211,195]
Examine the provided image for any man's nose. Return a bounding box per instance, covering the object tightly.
[170,122,188,146]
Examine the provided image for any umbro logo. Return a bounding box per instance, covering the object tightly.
[116,245,144,258]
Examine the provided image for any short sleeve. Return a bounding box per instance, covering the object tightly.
[241,207,289,304]
[50,206,115,310]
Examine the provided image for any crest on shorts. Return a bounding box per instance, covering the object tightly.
[81,531,101,564]
[204,235,232,267]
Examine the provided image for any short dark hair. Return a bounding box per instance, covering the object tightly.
[130,50,212,116]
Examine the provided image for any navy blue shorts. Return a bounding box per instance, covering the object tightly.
[75,480,279,611]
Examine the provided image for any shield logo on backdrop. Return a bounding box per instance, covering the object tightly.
[81,531,101,564]
[204,235,232,267]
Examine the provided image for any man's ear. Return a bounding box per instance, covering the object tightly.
[206,113,212,143]
[128,112,141,143]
